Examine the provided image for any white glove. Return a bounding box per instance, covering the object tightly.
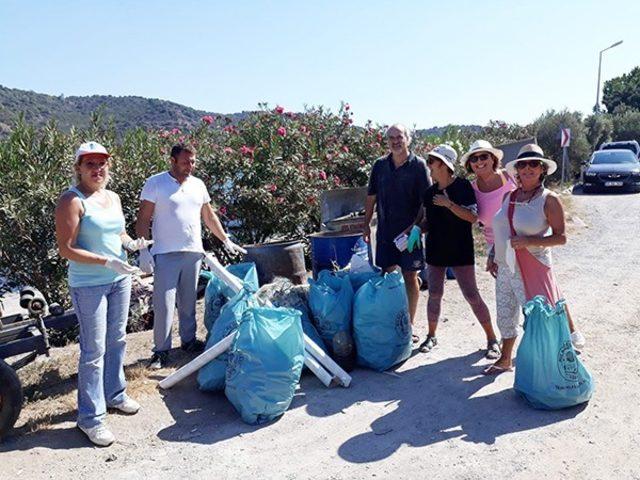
[223,238,247,255]
[105,257,143,276]
[124,238,154,252]
[138,248,155,274]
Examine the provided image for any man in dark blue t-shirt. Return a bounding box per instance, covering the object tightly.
[364,124,432,336]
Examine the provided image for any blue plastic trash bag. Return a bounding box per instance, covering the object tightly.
[353,271,412,371]
[197,287,259,391]
[225,306,305,424]
[308,270,354,352]
[203,262,259,333]
[514,296,594,410]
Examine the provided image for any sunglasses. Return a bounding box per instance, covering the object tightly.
[468,153,490,164]
[427,157,440,165]
[515,160,543,169]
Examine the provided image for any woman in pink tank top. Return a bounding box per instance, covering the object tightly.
[461,140,516,270]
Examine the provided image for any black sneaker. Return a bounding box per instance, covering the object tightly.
[148,351,169,370]
[181,339,205,353]
[419,335,438,353]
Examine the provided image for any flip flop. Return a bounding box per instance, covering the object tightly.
[418,335,437,353]
[483,364,513,376]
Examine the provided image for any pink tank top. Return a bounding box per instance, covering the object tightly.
[471,171,516,247]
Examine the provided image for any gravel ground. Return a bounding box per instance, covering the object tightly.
[2,190,639,480]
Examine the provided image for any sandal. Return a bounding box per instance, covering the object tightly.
[418,335,437,353]
[483,364,513,376]
[485,339,501,360]
[412,334,420,344]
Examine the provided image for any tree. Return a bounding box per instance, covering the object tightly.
[531,110,591,180]
[585,113,613,150]
[602,66,640,112]
[612,107,640,142]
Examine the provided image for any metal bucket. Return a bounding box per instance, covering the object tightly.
[243,240,307,286]
[309,231,363,279]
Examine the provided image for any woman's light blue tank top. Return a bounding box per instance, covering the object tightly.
[68,186,127,288]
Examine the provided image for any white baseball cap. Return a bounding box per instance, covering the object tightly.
[75,141,110,161]
[427,144,458,172]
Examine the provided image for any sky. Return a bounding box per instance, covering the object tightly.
[1,0,638,129]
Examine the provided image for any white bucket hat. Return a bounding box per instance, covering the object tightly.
[427,144,458,172]
[505,144,557,176]
[75,141,110,161]
[460,139,504,170]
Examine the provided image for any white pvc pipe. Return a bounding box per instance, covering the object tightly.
[303,353,334,387]
[159,333,235,389]
[303,334,352,388]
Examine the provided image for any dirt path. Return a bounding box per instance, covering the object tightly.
[2,191,639,480]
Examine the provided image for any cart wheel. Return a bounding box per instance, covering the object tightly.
[0,358,23,440]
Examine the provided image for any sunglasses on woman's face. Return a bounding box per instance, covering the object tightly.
[469,153,490,164]
[427,157,438,165]
[515,159,543,169]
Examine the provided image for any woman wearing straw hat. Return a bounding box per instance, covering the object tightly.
[55,141,150,446]
[460,140,516,272]
[485,144,585,374]
[408,144,501,358]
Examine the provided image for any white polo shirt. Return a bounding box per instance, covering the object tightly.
[140,172,211,255]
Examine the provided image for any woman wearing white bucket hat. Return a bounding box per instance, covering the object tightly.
[55,141,151,446]
[461,140,516,266]
[411,144,501,358]
[485,144,585,375]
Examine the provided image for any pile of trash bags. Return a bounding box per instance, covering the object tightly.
[197,240,413,425]
[515,296,594,410]
[198,263,304,425]
[308,240,412,372]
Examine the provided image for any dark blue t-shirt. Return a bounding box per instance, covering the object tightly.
[367,153,431,242]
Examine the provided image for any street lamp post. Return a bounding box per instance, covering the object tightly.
[594,40,623,113]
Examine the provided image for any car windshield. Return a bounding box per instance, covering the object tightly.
[601,143,639,155]
[591,151,638,164]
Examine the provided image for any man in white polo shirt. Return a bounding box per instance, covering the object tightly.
[135,143,245,369]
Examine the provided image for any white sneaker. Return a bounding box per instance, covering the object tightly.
[78,423,115,447]
[110,396,140,415]
[571,331,586,350]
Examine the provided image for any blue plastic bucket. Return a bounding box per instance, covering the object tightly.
[309,231,363,279]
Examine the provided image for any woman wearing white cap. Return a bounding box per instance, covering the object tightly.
[485,144,585,374]
[460,140,516,269]
[408,144,501,358]
[55,141,150,446]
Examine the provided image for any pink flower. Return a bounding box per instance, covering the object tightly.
[299,125,310,134]
[318,170,327,181]
[277,127,287,137]
[201,115,214,125]
[219,206,227,216]
[240,145,255,157]
[178,136,185,143]
[275,105,285,114]
[333,175,342,186]
[285,112,297,119]
[325,153,333,161]
[224,147,234,154]
[171,128,181,135]
[359,159,365,166]
[266,183,277,192]
[341,145,349,153]
[275,197,285,204]
[345,103,350,111]
[306,195,317,204]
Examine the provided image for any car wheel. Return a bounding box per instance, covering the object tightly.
[0,359,23,440]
